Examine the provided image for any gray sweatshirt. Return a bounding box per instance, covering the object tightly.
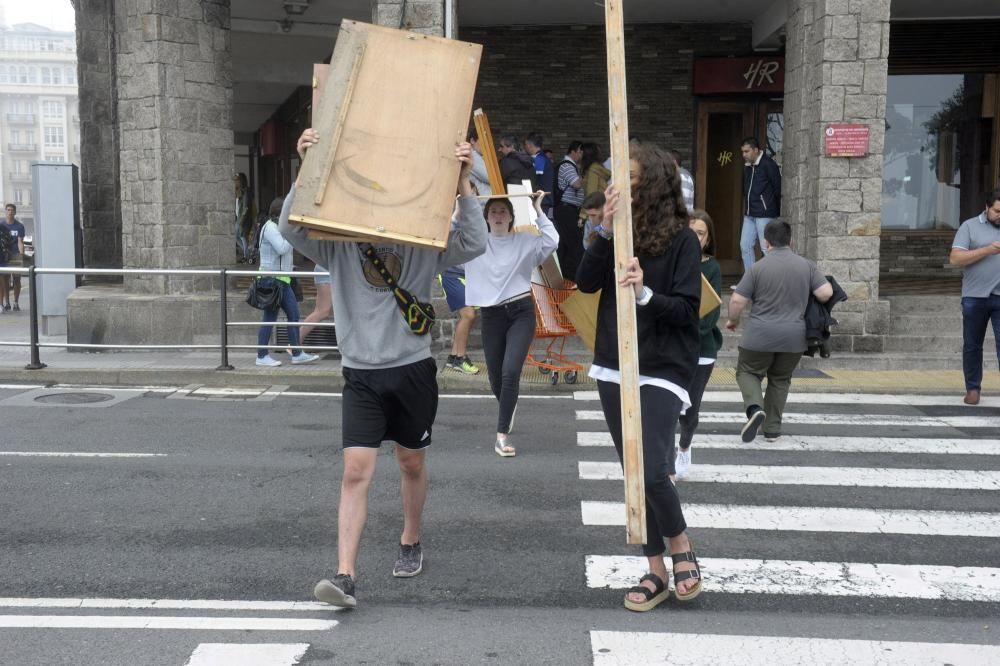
[279,186,487,369]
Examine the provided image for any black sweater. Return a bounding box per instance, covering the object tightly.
[575,227,702,389]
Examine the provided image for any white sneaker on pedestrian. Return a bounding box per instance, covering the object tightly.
[675,448,692,479]
[256,355,282,367]
[291,352,319,365]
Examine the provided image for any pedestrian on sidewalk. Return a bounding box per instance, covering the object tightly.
[255,197,319,368]
[438,265,479,375]
[297,264,332,346]
[576,142,703,611]
[280,128,487,609]
[739,138,781,273]
[554,141,585,279]
[3,204,26,311]
[675,209,723,479]
[949,187,1000,406]
[465,190,559,457]
[726,220,832,442]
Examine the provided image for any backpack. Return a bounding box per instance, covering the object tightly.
[0,225,12,265]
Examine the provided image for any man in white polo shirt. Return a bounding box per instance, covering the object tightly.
[949,187,1000,406]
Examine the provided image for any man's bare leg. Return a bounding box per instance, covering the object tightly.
[396,445,427,545]
[451,306,475,358]
[336,447,379,577]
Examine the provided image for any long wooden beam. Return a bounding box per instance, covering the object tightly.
[604,0,646,545]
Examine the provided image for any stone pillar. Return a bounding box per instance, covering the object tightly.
[115,0,233,294]
[783,0,891,352]
[75,0,122,269]
[372,0,447,36]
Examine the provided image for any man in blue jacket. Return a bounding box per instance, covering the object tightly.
[740,137,782,272]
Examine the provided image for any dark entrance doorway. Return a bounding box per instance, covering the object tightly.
[695,98,784,275]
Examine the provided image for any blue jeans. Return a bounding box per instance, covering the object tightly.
[961,294,1000,391]
[257,281,301,358]
[741,216,773,271]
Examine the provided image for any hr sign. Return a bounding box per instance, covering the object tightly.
[694,57,785,95]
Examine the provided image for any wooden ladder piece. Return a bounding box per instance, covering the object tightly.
[473,108,505,195]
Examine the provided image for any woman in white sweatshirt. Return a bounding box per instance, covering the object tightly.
[464,192,559,456]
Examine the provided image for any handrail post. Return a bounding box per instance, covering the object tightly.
[216,268,234,370]
[25,266,47,370]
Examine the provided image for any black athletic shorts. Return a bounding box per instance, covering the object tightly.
[342,357,439,449]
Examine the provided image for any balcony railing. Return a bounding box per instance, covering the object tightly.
[8,172,31,182]
[7,143,37,152]
[6,113,36,124]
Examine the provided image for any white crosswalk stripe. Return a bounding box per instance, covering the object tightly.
[574,390,1000,664]
[184,643,310,666]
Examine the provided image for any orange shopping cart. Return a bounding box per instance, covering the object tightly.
[526,281,586,385]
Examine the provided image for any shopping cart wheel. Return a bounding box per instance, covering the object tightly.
[565,370,578,384]
[549,372,559,385]
[538,366,551,375]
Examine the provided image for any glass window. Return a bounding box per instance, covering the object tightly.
[66,67,76,85]
[766,111,784,168]
[52,68,61,85]
[13,190,25,204]
[44,126,64,148]
[882,74,992,230]
[42,100,63,120]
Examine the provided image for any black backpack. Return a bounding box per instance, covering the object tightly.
[0,225,12,265]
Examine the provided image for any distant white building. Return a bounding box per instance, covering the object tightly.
[0,15,79,234]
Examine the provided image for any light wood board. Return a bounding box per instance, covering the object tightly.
[291,20,483,249]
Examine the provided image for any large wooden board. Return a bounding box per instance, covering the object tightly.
[291,20,483,249]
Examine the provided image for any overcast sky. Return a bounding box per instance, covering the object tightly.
[2,0,76,32]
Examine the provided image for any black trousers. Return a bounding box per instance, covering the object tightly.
[678,362,714,450]
[554,204,583,281]
[480,296,536,434]
[597,380,687,557]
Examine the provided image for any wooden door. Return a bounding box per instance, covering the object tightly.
[696,102,755,274]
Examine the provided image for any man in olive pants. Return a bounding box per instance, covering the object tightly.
[726,221,832,442]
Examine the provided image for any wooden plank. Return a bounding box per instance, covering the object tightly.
[311,64,329,121]
[509,179,541,236]
[604,0,645,545]
[291,20,483,248]
[473,108,505,194]
[700,274,722,318]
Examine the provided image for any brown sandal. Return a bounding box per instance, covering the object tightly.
[671,550,703,601]
[623,573,670,612]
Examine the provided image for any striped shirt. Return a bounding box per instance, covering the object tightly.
[557,158,584,208]
[679,167,695,211]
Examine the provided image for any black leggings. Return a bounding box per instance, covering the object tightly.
[678,362,714,450]
[597,380,687,557]
[481,296,536,434]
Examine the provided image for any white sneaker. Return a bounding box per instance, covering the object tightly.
[675,448,692,479]
[291,352,320,365]
[256,355,282,367]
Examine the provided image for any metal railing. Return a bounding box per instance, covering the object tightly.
[0,266,337,371]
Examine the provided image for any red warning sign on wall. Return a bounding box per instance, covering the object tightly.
[824,124,869,157]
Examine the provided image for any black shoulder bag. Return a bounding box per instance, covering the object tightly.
[360,244,435,336]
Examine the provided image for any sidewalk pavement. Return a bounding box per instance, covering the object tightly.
[0,303,997,396]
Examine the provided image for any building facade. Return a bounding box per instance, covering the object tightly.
[0,19,80,235]
[67,0,1000,353]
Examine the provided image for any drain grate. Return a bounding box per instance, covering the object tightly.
[34,392,116,405]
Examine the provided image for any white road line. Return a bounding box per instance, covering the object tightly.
[578,461,1000,489]
[0,598,335,612]
[581,501,1000,537]
[573,390,1000,408]
[575,431,1000,455]
[576,409,997,428]
[589,631,1000,665]
[0,615,336,631]
[585,555,1000,601]
[185,643,310,666]
[0,452,167,458]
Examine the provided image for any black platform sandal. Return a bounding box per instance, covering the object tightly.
[623,572,670,612]
[671,550,703,601]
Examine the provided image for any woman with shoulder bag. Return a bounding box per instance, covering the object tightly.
[255,197,319,367]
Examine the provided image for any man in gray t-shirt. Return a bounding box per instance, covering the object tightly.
[949,188,1000,406]
[726,220,832,442]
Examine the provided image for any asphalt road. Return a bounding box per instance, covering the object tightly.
[0,382,998,665]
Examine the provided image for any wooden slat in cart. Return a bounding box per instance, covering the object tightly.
[526,281,586,386]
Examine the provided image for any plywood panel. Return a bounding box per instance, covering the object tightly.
[291,21,483,249]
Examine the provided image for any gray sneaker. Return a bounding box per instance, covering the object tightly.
[392,542,423,578]
[313,573,357,608]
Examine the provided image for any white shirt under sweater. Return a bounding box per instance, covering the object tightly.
[464,211,559,307]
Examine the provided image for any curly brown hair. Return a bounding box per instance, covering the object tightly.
[628,141,688,256]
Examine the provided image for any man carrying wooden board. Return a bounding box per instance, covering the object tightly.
[279,128,487,609]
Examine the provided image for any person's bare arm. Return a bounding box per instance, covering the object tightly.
[950,243,1000,267]
[813,281,834,303]
[725,292,750,331]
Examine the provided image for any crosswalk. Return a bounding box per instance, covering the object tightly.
[575,390,1000,664]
